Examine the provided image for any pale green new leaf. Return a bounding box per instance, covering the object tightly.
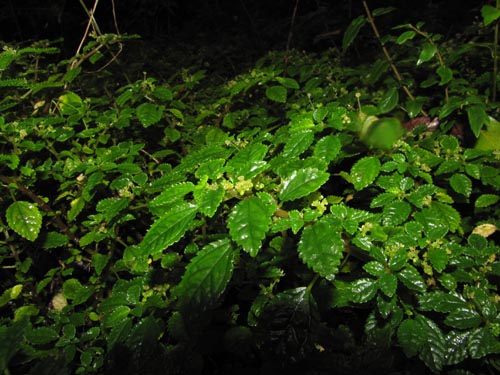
[227,196,274,257]
[6,201,42,241]
[298,221,344,281]
[139,203,197,256]
[279,167,329,202]
[175,239,235,314]
[350,156,381,191]
[136,102,164,127]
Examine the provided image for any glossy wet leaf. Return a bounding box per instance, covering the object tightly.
[349,278,377,303]
[350,156,381,191]
[417,42,437,65]
[175,239,235,315]
[228,195,274,257]
[6,201,42,241]
[378,87,399,113]
[450,173,472,197]
[279,167,329,202]
[381,200,411,226]
[298,220,344,281]
[139,202,197,256]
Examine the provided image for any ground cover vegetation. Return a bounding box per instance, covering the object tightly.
[1,1,500,374]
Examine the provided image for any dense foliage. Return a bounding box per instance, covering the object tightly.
[1,4,500,375]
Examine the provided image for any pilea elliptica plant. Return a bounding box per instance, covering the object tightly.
[1,5,500,375]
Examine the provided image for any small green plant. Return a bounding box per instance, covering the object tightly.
[1,5,500,375]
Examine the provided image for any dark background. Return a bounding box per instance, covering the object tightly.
[1,0,484,55]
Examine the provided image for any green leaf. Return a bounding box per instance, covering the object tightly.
[175,239,235,315]
[468,327,500,358]
[139,203,197,256]
[42,232,69,249]
[482,5,500,26]
[227,196,274,257]
[0,285,23,307]
[467,104,487,138]
[450,173,472,197]
[398,319,422,357]
[265,85,287,103]
[92,253,110,276]
[381,201,411,226]
[417,315,447,373]
[398,265,426,292]
[429,202,461,233]
[378,87,399,114]
[313,135,341,163]
[58,92,85,116]
[102,306,131,328]
[350,156,381,191]
[417,42,437,65]
[27,327,59,345]
[444,307,482,329]
[194,186,224,217]
[298,220,344,281]
[96,197,130,222]
[427,247,448,272]
[275,76,299,89]
[148,182,195,216]
[343,15,366,51]
[378,273,398,297]
[349,278,378,303]
[63,278,94,305]
[282,130,314,158]
[437,66,453,85]
[136,102,164,127]
[396,30,416,44]
[6,201,42,241]
[279,167,329,202]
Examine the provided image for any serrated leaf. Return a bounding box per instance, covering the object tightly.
[418,292,467,313]
[282,130,314,158]
[444,331,469,365]
[349,278,378,303]
[298,221,344,281]
[378,273,397,297]
[313,135,341,163]
[363,261,385,276]
[68,196,85,222]
[148,182,195,216]
[378,87,399,114]
[136,102,163,127]
[92,253,110,276]
[275,76,299,89]
[6,201,42,241]
[0,285,23,307]
[398,319,422,357]
[381,200,411,226]
[194,186,224,217]
[475,194,499,208]
[279,167,329,202]
[175,239,235,315]
[63,278,94,305]
[429,202,461,232]
[398,265,426,292]
[265,85,287,103]
[371,192,397,208]
[227,196,273,257]
[416,315,447,373]
[139,203,197,256]
[444,307,482,329]
[450,174,472,197]
[468,327,500,358]
[96,197,130,222]
[42,232,69,249]
[228,142,269,179]
[427,247,449,272]
[350,156,381,191]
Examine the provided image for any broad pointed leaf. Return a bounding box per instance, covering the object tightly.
[450,173,472,197]
[298,221,344,281]
[279,167,329,202]
[350,156,381,191]
[227,195,274,257]
[140,203,197,256]
[175,239,235,314]
[265,85,287,103]
[136,102,163,127]
[6,201,42,241]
